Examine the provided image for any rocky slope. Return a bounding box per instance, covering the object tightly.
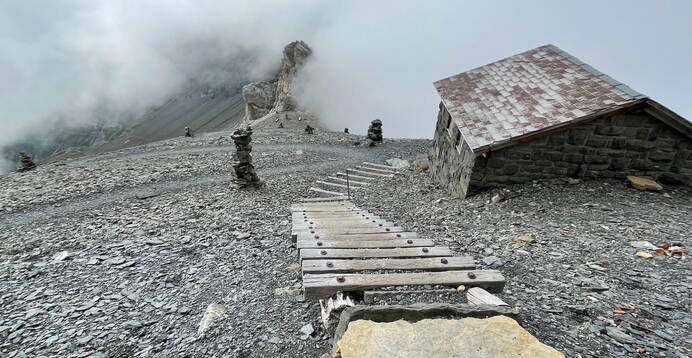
[0,128,428,358]
[1,127,689,357]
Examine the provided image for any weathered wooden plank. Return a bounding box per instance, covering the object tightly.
[290,204,358,212]
[293,216,391,225]
[296,238,434,249]
[294,211,376,218]
[309,187,344,196]
[327,176,370,186]
[301,256,475,274]
[336,172,376,181]
[347,168,393,178]
[316,180,360,189]
[293,226,406,236]
[362,162,401,171]
[293,215,380,223]
[300,247,453,260]
[295,231,419,241]
[303,270,506,299]
[466,287,508,306]
[293,221,395,230]
[300,196,349,203]
[356,165,399,175]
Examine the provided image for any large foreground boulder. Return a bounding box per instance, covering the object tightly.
[333,316,563,358]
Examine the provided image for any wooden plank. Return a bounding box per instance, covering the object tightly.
[347,168,393,178]
[362,162,401,171]
[296,232,419,241]
[336,172,376,181]
[466,287,508,306]
[327,176,370,186]
[356,165,399,175]
[291,204,358,212]
[293,214,379,222]
[300,247,453,260]
[300,196,349,203]
[296,238,434,249]
[309,187,343,196]
[303,270,506,299]
[293,216,391,225]
[295,211,375,218]
[301,256,475,274]
[293,221,395,230]
[316,180,358,190]
[293,226,406,236]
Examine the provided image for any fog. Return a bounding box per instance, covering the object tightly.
[1,0,691,172]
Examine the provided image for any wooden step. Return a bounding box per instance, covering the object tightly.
[291,203,358,212]
[294,217,391,225]
[293,221,395,230]
[300,196,349,203]
[316,232,419,240]
[347,168,393,178]
[309,187,344,197]
[336,172,377,181]
[303,270,506,299]
[356,165,399,175]
[316,180,359,190]
[293,226,406,237]
[296,238,434,249]
[300,247,453,260]
[362,162,401,171]
[302,256,474,274]
[327,176,370,186]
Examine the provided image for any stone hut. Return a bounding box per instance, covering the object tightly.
[430,44,692,197]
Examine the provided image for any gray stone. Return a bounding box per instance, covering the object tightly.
[198,303,226,335]
[299,323,314,336]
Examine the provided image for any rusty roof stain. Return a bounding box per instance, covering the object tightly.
[434,44,646,152]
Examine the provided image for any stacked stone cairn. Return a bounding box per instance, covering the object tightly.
[17,152,37,172]
[366,119,383,146]
[305,125,315,134]
[230,127,263,189]
[184,127,192,137]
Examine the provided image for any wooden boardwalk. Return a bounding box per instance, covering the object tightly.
[292,162,506,300]
[308,162,400,198]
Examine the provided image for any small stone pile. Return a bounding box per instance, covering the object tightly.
[366,119,383,146]
[17,152,37,172]
[305,125,314,134]
[184,127,193,137]
[230,127,263,188]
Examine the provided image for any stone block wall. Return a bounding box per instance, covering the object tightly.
[430,102,692,197]
[429,103,476,197]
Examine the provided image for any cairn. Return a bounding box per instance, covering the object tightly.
[344,128,349,133]
[305,125,314,134]
[278,123,284,129]
[184,127,193,137]
[17,152,37,172]
[366,119,383,146]
[230,126,263,189]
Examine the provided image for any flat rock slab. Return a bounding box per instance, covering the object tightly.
[333,315,564,358]
[627,175,663,191]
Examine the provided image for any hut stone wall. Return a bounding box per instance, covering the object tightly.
[430,102,692,197]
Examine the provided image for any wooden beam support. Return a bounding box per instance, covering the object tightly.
[301,256,475,274]
[300,247,453,260]
[303,270,505,299]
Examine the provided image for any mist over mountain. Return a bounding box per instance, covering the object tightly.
[2,1,691,173]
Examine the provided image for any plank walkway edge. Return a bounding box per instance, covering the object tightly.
[301,256,475,273]
[303,270,506,299]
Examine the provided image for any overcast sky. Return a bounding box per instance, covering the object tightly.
[1,0,690,157]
